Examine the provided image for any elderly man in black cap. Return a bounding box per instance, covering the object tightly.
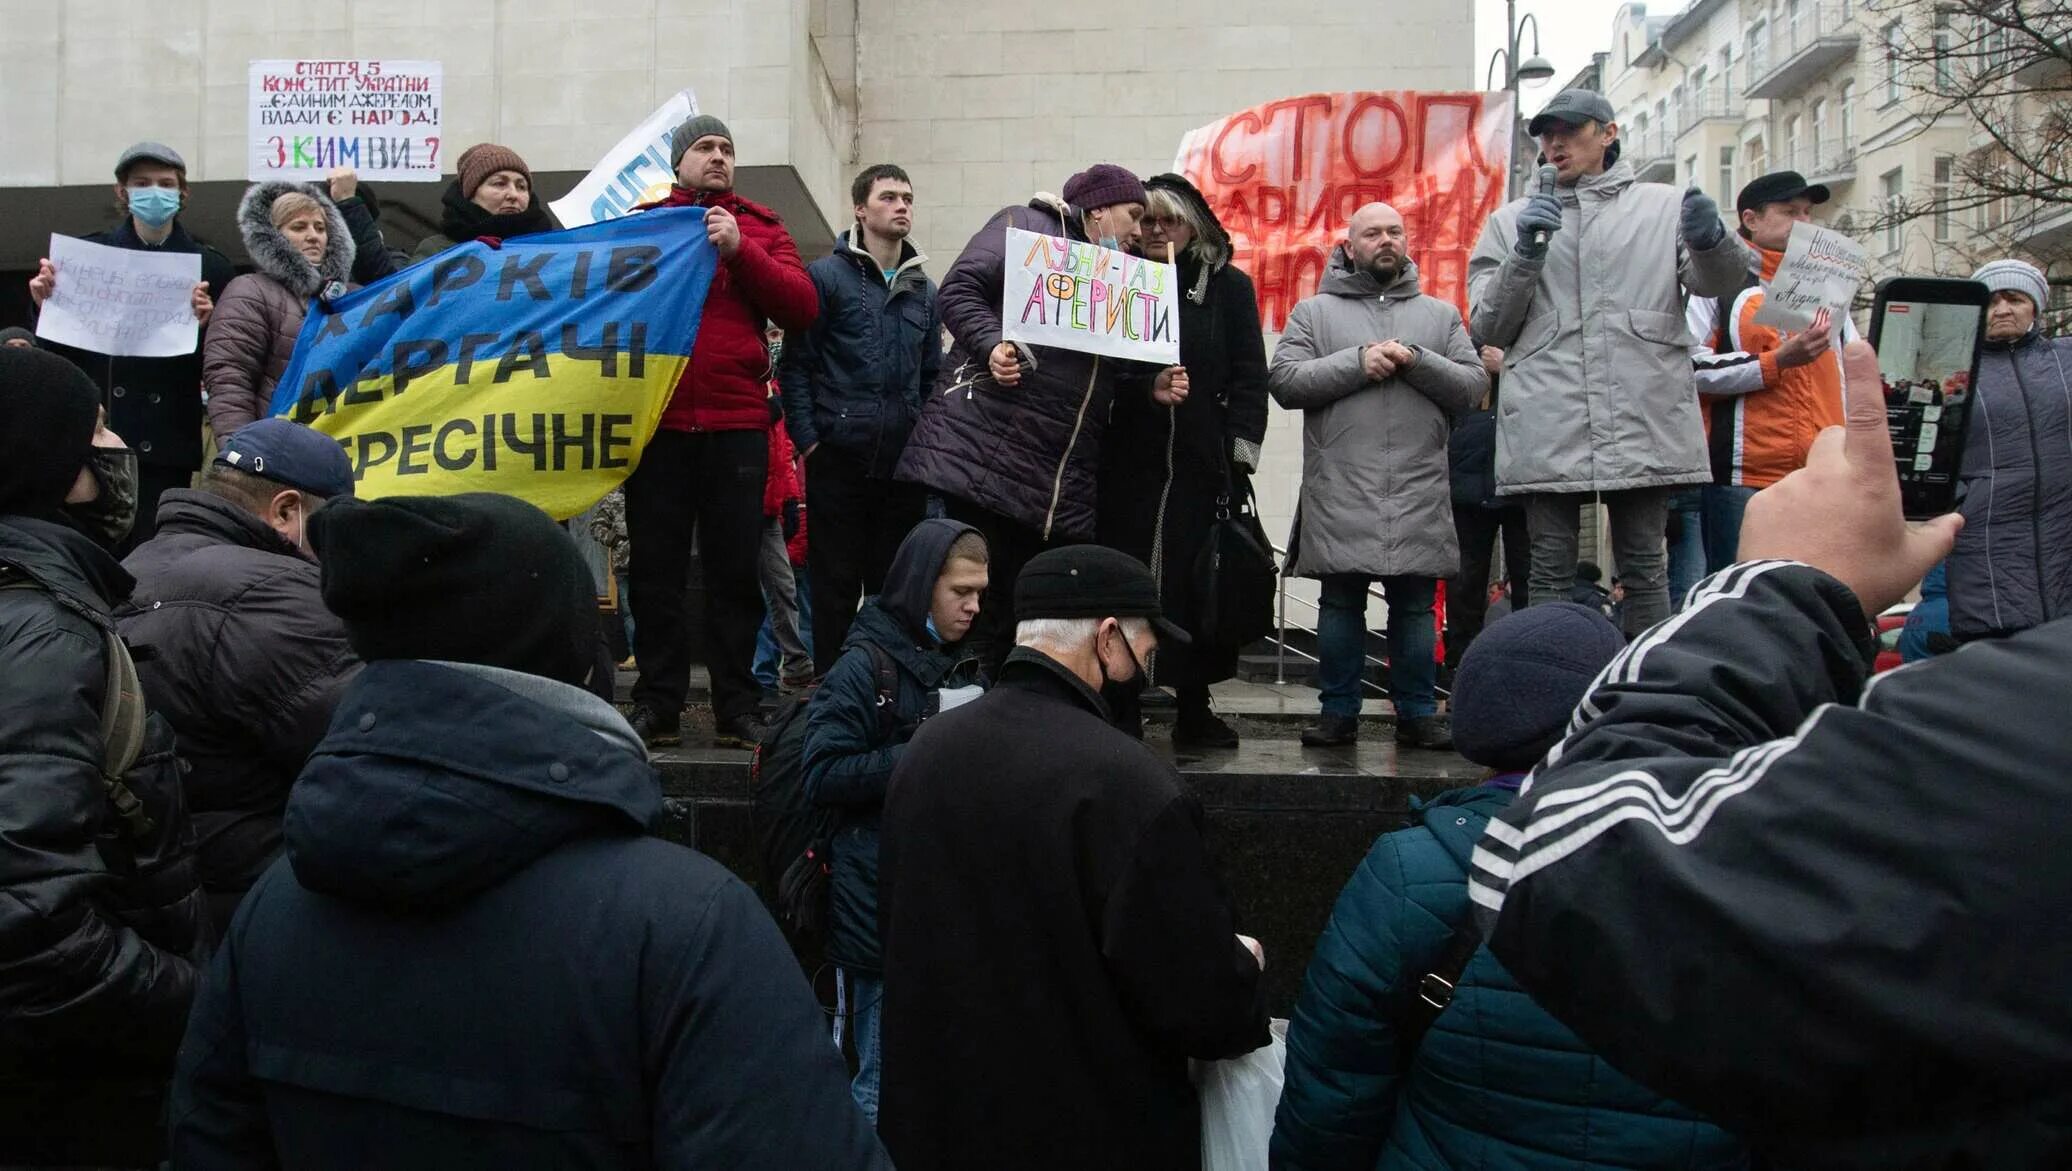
[876,544,1268,1171]
[620,114,819,750]
[27,142,239,551]
[1468,90,1750,637]
[0,345,208,1167]
[170,491,889,1170]
[120,418,361,926]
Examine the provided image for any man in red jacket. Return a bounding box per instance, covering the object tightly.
[625,115,819,749]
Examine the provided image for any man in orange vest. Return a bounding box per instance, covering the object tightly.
[1684,171,1855,575]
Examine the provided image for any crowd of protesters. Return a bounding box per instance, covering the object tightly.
[2,87,2068,1170]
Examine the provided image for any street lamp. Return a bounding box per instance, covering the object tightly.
[1486,1,1556,197]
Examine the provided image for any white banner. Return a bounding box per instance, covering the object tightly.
[249,59,444,182]
[550,89,701,229]
[35,235,201,357]
[1752,220,1869,330]
[1000,227,1179,365]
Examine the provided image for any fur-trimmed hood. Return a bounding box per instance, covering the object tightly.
[236,181,355,298]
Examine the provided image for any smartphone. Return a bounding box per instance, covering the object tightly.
[1869,277,1991,519]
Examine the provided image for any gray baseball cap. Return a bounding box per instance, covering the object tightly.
[1528,90,1617,136]
[115,142,187,180]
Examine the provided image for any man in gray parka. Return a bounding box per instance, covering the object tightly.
[1468,89,1751,636]
[1272,203,1488,750]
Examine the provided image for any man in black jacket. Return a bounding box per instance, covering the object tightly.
[28,142,238,550]
[120,418,360,927]
[0,346,209,1166]
[878,544,1267,1170]
[171,492,886,1170]
[779,164,939,674]
[1468,342,2072,1168]
[803,517,987,1122]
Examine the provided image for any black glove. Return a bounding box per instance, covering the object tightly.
[1514,191,1563,259]
[782,498,803,542]
[1681,185,1727,251]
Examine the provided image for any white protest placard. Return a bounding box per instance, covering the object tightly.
[1001,227,1179,365]
[249,59,443,183]
[35,235,201,357]
[1753,220,1869,330]
[550,89,700,229]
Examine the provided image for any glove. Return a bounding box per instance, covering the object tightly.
[1513,191,1563,259]
[1681,185,1727,251]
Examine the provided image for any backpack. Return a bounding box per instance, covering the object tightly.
[0,569,155,837]
[750,640,900,938]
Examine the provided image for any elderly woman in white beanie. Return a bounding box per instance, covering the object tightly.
[1948,258,2071,642]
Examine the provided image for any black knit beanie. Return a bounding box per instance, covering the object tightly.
[310,492,598,687]
[0,346,101,517]
[1452,602,1628,772]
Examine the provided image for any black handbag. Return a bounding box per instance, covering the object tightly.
[1192,463,1278,649]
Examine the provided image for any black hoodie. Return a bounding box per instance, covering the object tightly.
[170,658,889,1170]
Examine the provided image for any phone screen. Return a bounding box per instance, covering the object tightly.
[1873,287,1985,518]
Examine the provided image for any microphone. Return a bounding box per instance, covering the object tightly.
[1533,164,1558,250]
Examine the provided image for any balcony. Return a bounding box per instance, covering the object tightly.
[1803,136,1858,185]
[1748,1,1860,99]
[2014,203,2072,253]
[2011,10,2072,88]
[1624,124,1676,183]
[1676,84,1740,139]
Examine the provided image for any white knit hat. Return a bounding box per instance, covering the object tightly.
[1972,258,2049,312]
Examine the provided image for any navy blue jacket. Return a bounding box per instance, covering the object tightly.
[170,660,888,1170]
[803,517,981,972]
[1273,783,1747,1171]
[778,230,939,478]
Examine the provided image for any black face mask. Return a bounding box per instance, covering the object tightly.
[64,448,139,549]
[1097,627,1155,724]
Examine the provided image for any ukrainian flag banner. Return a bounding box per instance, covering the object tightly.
[268,207,719,520]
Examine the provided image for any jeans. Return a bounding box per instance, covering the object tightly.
[1317,575,1438,720]
[616,571,635,657]
[624,429,769,722]
[1523,488,1671,638]
[754,524,815,688]
[807,446,928,675]
[1666,488,1706,612]
[834,968,884,1125]
[1702,484,1757,576]
[1448,504,1531,668]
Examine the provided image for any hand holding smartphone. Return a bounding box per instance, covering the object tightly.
[1867,277,1991,519]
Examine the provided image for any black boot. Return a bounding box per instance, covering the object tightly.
[714,711,769,750]
[627,703,682,749]
[1300,714,1360,748]
[1173,702,1240,749]
[1395,715,1455,751]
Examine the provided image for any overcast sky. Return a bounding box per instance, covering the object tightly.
[1475,0,1633,117]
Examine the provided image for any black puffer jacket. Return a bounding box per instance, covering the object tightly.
[778,230,940,478]
[896,195,1153,541]
[0,514,208,1165]
[802,518,983,972]
[119,490,359,925]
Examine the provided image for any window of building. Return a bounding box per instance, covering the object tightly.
[1749,21,1769,87]
[1810,99,1827,171]
[1690,67,1708,119]
[1932,10,1954,91]
[1933,155,1954,241]
[1885,21,1904,103]
[1881,167,1905,255]
[1787,0,1805,54]
[1685,155,1699,187]
[1670,84,1684,135]
[1839,80,1856,147]
[1786,115,1801,171]
[1718,45,1735,102]
[1720,144,1737,203]
[1746,135,1767,186]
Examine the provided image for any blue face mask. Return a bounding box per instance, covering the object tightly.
[925,615,942,643]
[127,186,181,229]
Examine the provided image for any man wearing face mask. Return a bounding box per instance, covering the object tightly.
[27,143,239,552]
[119,419,360,927]
[877,544,1268,1171]
[0,345,209,1166]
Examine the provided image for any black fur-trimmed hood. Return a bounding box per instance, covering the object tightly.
[236,181,355,298]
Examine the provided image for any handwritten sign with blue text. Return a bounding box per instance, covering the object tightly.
[1001,227,1178,365]
[249,59,443,182]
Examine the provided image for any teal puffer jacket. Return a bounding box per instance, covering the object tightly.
[1271,784,1750,1171]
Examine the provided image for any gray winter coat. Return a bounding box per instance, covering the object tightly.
[202,182,356,437]
[1949,326,2072,639]
[1467,161,1751,494]
[1270,254,1487,579]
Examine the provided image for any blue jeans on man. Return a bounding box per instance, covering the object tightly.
[1701,484,1757,576]
[834,968,883,1123]
[1667,489,1706,611]
[1317,575,1439,720]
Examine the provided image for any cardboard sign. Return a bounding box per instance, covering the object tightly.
[249,59,443,182]
[550,89,701,228]
[269,209,720,520]
[34,234,200,357]
[1752,220,1869,330]
[1001,228,1179,365]
[1174,92,1513,331]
